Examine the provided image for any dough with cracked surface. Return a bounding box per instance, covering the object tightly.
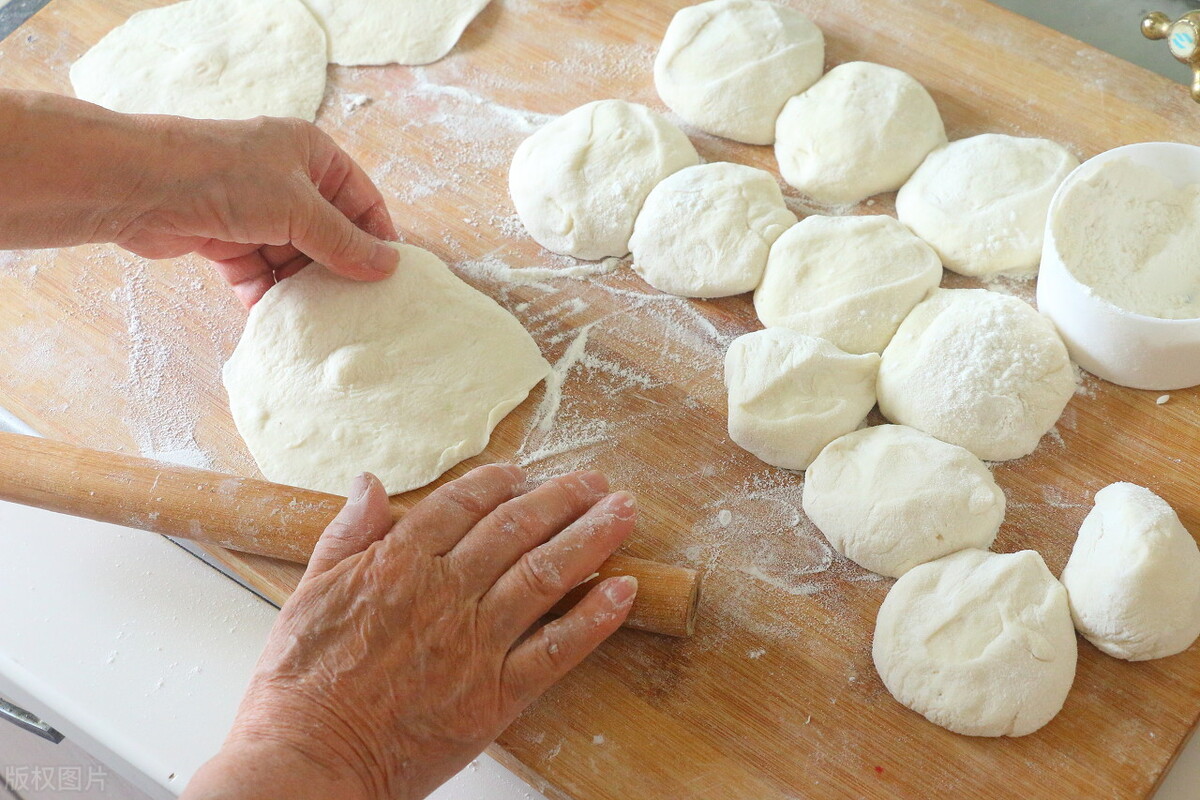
[877,288,1075,462]
[223,245,550,495]
[654,0,824,145]
[754,215,942,354]
[803,425,1004,578]
[510,99,699,261]
[897,134,1079,277]
[774,61,945,205]
[70,0,327,121]
[1060,482,1200,661]
[873,549,1077,737]
[629,162,795,298]
[724,329,878,471]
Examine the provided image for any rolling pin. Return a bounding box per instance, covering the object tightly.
[0,432,700,637]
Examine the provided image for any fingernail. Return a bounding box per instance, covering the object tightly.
[578,470,609,493]
[604,491,637,519]
[369,242,399,275]
[349,472,373,503]
[602,575,638,607]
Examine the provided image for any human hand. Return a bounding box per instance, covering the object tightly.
[182,466,638,800]
[116,115,399,307]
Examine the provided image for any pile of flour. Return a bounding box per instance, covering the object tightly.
[1054,156,1200,320]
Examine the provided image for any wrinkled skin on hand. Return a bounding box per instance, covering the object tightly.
[182,465,637,800]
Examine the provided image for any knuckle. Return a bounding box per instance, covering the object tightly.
[437,482,500,518]
[516,549,566,599]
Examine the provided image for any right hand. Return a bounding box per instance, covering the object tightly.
[183,465,637,800]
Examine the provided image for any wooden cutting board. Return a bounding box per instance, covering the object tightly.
[2,1,1199,797]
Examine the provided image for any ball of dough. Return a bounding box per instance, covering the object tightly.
[510,100,700,261]
[873,549,1077,737]
[300,0,492,66]
[774,61,946,205]
[878,288,1075,462]
[724,329,878,471]
[897,134,1080,277]
[653,0,824,145]
[629,163,796,298]
[223,244,550,495]
[754,215,942,354]
[1060,482,1200,661]
[70,0,327,121]
[803,425,1004,578]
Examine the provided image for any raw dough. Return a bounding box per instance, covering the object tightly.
[1053,156,1200,319]
[753,215,942,354]
[877,289,1075,462]
[724,329,878,471]
[510,99,700,261]
[653,0,824,145]
[223,244,550,495]
[897,134,1079,278]
[803,425,1004,578]
[629,163,796,298]
[774,61,946,205]
[299,0,491,66]
[70,0,327,121]
[1060,482,1200,661]
[873,549,1077,737]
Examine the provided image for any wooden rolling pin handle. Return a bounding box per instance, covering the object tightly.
[0,432,699,637]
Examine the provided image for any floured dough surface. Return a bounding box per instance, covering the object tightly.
[629,162,795,298]
[877,288,1075,462]
[754,215,942,354]
[223,244,550,495]
[510,99,699,260]
[774,61,946,205]
[897,134,1079,277]
[70,0,327,121]
[299,0,491,66]
[804,425,1004,578]
[1060,482,1200,661]
[873,549,1077,737]
[724,329,878,471]
[654,0,824,145]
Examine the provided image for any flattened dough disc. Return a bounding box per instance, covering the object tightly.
[223,244,550,495]
[299,0,493,66]
[70,0,328,121]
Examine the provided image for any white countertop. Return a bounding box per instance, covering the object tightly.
[0,498,1194,799]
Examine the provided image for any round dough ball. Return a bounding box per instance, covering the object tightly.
[69,0,327,121]
[878,288,1075,462]
[1060,482,1200,661]
[774,61,946,205]
[629,163,796,298]
[301,0,491,66]
[873,549,1077,737]
[897,134,1080,277]
[724,329,878,471]
[653,0,824,145]
[803,425,1004,578]
[223,244,550,495]
[754,215,942,354]
[510,99,700,261]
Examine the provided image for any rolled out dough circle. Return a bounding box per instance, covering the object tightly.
[222,245,550,495]
[70,0,328,121]
[298,0,492,66]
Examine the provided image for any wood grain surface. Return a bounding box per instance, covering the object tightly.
[1,1,1199,798]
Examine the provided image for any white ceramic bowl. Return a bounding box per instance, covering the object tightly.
[1037,142,1200,391]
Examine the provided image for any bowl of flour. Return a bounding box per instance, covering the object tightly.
[1038,142,1200,390]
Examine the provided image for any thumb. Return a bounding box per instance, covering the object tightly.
[306,472,396,578]
[293,191,399,281]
